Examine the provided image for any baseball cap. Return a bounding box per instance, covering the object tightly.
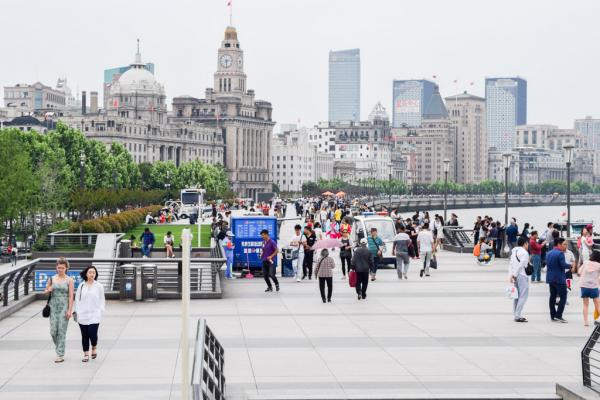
[226,231,234,237]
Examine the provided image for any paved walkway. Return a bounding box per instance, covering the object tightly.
[0,249,590,399]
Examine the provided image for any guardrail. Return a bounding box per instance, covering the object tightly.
[45,231,124,251]
[0,260,37,307]
[191,319,226,400]
[582,321,600,393]
[443,227,475,254]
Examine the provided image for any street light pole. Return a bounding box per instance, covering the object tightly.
[502,153,512,228]
[443,159,450,223]
[79,150,86,189]
[564,144,574,237]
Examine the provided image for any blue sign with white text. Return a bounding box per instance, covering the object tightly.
[34,270,82,291]
[231,216,278,270]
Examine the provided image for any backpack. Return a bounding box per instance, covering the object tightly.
[473,244,481,257]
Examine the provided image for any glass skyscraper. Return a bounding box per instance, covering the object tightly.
[485,77,527,151]
[575,117,600,150]
[392,80,437,127]
[328,49,360,122]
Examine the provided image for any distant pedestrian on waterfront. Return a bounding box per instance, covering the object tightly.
[140,228,155,258]
[222,231,235,279]
[367,228,385,281]
[506,219,519,251]
[351,238,374,300]
[260,229,279,292]
[74,266,105,362]
[417,223,435,277]
[578,227,594,265]
[509,237,530,322]
[302,226,317,280]
[578,250,600,326]
[289,224,305,282]
[339,229,353,280]
[44,257,74,363]
[546,238,572,322]
[529,231,545,283]
[314,249,335,303]
[393,225,411,279]
[520,223,530,240]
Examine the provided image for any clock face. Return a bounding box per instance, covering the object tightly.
[237,57,243,68]
[220,54,233,68]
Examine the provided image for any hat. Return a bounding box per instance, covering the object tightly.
[360,238,368,245]
[226,231,234,237]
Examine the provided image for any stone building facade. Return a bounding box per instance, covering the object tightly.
[171,26,275,198]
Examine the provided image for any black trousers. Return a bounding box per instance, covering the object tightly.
[79,323,99,352]
[303,252,314,278]
[549,282,568,319]
[340,255,351,276]
[262,261,279,289]
[356,271,369,298]
[319,277,332,301]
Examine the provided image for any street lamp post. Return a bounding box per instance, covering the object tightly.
[165,170,171,199]
[443,159,450,223]
[502,153,512,228]
[564,144,574,237]
[388,162,393,214]
[79,150,86,189]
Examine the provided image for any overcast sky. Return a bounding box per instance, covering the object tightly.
[1,0,598,129]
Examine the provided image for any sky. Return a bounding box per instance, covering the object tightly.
[1,0,599,130]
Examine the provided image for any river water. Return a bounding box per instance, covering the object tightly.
[426,204,598,233]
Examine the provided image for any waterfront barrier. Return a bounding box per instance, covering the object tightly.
[192,318,226,400]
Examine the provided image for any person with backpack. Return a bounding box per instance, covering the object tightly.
[509,237,530,322]
[392,225,412,279]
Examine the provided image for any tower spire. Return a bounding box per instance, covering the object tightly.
[227,0,233,26]
[134,38,142,65]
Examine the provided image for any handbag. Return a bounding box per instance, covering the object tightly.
[373,238,383,262]
[42,292,52,318]
[429,255,438,270]
[348,270,357,288]
[516,254,533,276]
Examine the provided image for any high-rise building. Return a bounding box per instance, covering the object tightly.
[575,116,600,150]
[392,79,437,128]
[446,92,487,184]
[272,128,317,193]
[485,77,527,151]
[328,49,360,122]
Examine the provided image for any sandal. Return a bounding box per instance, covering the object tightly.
[82,355,89,363]
[91,352,97,360]
[54,357,64,363]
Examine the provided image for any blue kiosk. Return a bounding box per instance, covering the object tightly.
[230,215,278,271]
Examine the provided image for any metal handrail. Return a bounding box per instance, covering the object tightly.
[583,321,600,393]
[191,318,225,400]
[0,259,38,307]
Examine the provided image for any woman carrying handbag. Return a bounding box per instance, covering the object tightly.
[43,257,74,363]
[74,265,106,362]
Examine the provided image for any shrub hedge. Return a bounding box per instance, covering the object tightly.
[70,205,162,233]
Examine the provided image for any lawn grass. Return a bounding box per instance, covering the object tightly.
[125,223,212,248]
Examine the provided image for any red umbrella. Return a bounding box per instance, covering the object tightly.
[312,238,342,250]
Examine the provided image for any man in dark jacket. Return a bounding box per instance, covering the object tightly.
[351,238,374,300]
[545,238,572,322]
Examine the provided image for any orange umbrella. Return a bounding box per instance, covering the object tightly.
[336,191,346,197]
[322,191,334,196]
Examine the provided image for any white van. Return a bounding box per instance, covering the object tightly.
[352,213,397,265]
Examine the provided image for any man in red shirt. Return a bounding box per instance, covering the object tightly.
[529,231,545,283]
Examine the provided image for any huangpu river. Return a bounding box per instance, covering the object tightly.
[428,204,598,232]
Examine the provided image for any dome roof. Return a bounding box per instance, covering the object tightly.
[110,44,165,96]
[224,26,238,41]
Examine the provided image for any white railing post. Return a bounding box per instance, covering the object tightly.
[181,229,191,399]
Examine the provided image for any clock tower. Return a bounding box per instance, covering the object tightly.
[214,26,246,94]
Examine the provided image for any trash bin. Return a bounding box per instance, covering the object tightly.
[281,247,298,277]
[141,264,158,302]
[119,264,136,301]
[119,240,132,258]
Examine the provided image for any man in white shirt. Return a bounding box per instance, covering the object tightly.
[289,224,305,282]
[509,237,530,322]
[417,223,435,277]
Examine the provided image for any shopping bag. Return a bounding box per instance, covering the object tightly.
[505,285,519,300]
[595,308,599,321]
[348,271,357,288]
[429,256,438,270]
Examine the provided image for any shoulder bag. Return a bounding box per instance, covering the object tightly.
[516,254,534,276]
[314,257,325,278]
[42,278,52,318]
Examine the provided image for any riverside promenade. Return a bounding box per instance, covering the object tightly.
[0,248,590,400]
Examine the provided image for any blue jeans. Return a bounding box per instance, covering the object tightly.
[141,244,152,257]
[225,253,233,278]
[531,254,541,282]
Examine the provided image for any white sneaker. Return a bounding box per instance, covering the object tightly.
[142,255,148,259]
[296,278,301,282]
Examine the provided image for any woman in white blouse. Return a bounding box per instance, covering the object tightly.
[74,266,106,362]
